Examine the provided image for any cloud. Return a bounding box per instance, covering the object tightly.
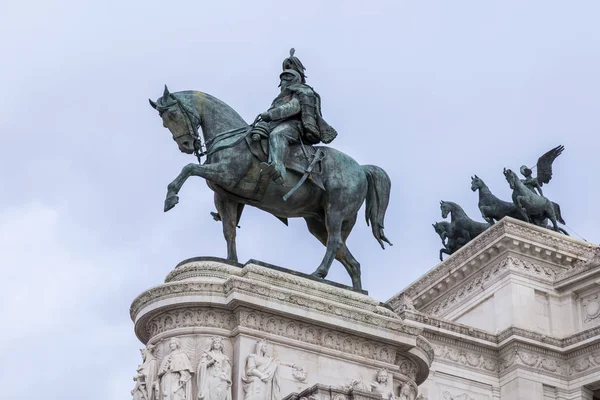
[0,204,140,399]
[2,1,600,399]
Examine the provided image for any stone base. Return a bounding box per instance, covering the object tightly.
[130,258,432,400]
[284,384,383,400]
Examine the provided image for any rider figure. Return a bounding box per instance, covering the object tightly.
[520,165,544,197]
[259,49,337,183]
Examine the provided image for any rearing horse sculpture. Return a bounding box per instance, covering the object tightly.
[440,201,491,246]
[503,168,562,233]
[471,175,523,224]
[149,87,392,291]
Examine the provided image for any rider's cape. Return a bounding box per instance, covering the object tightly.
[287,83,338,145]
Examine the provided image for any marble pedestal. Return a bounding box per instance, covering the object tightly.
[130,258,433,400]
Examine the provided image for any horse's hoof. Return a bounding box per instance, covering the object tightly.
[311,270,326,280]
[164,195,179,212]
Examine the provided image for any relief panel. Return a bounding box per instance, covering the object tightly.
[581,291,600,328]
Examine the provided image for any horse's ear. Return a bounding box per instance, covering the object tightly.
[440,200,443,205]
[471,176,474,180]
[149,99,157,109]
[163,85,171,101]
[475,174,479,179]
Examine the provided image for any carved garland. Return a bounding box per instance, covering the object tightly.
[431,342,499,375]
[238,309,399,364]
[144,307,237,338]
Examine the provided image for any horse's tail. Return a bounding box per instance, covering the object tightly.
[363,165,393,249]
[553,202,566,225]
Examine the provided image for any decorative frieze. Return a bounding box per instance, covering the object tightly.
[432,344,498,375]
[567,350,600,377]
[441,391,474,400]
[499,345,567,377]
[238,309,399,364]
[144,307,236,339]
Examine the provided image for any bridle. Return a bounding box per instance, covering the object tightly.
[161,93,260,163]
[176,99,205,163]
[161,95,205,163]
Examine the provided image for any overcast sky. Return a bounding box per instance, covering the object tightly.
[2,1,600,399]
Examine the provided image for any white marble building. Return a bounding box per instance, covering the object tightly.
[388,218,600,400]
[130,217,600,400]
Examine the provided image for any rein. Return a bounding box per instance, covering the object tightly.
[200,116,263,160]
[172,98,205,163]
[173,96,260,163]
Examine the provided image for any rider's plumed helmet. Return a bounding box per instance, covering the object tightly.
[282,48,306,83]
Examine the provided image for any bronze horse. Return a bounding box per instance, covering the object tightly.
[149,87,392,290]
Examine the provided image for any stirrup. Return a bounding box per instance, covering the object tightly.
[260,162,284,185]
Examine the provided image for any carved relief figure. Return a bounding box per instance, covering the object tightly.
[197,336,232,400]
[369,368,395,400]
[242,339,280,400]
[398,383,412,400]
[442,391,474,400]
[132,343,159,400]
[157,338,193,400]
[342,378,367,391]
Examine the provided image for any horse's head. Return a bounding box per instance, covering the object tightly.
[503,168,516,189]
[440,200,452,219]
[432,221,450,238]
[149,86,200,155]
[471,175,485,192]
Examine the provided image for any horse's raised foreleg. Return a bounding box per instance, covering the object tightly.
[440,247,454,261]
[165,163,231,212]
[214,193,244,262]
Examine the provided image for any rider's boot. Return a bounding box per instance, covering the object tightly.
[262,134,288,185]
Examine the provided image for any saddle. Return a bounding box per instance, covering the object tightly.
[206,124,325,202]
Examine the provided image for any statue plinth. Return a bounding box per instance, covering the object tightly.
[130,258,431,400]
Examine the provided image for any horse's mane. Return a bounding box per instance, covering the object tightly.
[177,90,247,126]
[443,201,462,210]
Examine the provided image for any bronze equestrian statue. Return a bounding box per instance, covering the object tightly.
[149,49,392,291]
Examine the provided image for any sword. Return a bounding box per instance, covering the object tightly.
[283,149,325,201]
[173,376,191,394]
